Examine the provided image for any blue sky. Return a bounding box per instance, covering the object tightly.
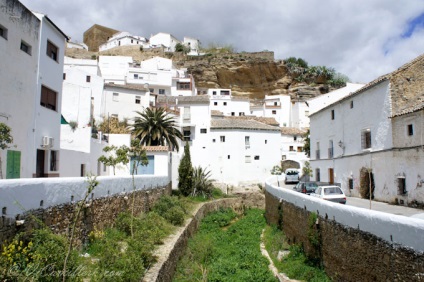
[19,0,424,83]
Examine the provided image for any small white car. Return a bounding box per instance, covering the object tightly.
[311,186,347,204]
[284,168,300,184]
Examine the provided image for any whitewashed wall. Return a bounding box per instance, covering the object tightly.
[266,176,424,252]
[0,175,169,218]
[0,1,40,178]
[98,56,132,84]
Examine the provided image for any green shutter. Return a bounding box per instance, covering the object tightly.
[6,150,21,179]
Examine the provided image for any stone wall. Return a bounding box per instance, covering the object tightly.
[265,189,424,281]
[143,193,265,282]
[0,183,171,248]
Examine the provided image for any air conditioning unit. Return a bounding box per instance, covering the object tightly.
[42,136,53,148]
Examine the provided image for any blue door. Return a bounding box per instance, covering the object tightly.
[130,155,154,175]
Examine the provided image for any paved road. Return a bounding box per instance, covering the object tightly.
[273,178,424,219]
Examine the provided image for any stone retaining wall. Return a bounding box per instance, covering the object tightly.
[265,190,424,281]
[143,193,265,282]
[0,182,171,248]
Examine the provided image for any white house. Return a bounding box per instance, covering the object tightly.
[98,55,133,85]
[280,127,308,168]
[0,0,68,179]
[208,89,250,116]
[262,95,291,127]
[149,32,180,52]
[309,54,424,205]
[183,37,200,56]
[99,31,148,52]
[67,41,88,50]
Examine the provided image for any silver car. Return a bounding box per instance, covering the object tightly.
[312,186,346,204]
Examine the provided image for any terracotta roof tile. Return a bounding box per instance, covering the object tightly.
[226,116,279,126]
[280,127,307,135]
[142,146,169,152]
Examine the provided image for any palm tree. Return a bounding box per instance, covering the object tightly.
[192,166,215,198]
[131,107,183,151]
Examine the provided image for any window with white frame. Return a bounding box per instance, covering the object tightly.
[220,136,225,142]
[254,155,260,160]
[361,129,371,149]
[245,156,251,163]
[183,128,191,141]
[135,96,141,104]
[200,128,207,134]
[113,93,119,101]
[159,89,165,95]
[245,136,250,149]
[272,110,276,114]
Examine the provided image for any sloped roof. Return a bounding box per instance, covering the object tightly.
[391,101,424,117]
[157,95,210,105]
[280,127,307,135]
[143,146,169,152]
[104,83,150,92]
[211,110,224,116]
[211,118,280,131]
[226,116,279,126]
[310,53,424,117]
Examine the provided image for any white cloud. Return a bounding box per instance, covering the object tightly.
[20,0,424,83]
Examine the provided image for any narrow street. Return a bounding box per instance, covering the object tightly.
[273,178,424,219]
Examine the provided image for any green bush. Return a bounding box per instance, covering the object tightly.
[152,196,187,226]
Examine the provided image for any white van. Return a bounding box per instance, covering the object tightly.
[284,168,300,184]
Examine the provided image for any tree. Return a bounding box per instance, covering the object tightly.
[192,166,214,198]
[175,43,189,54]
[98,116,130,134]
[98,145,130,175]
[303,129,310,157]
[131,107,183,152]
[0,123,13,179]
[178,142,193,196]
[302,161,313,181]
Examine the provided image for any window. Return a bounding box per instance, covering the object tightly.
[131,39,133,43]
[265,140,267,144]
[316,142,320,159]
[135,96,141,104]
[177,82,191,90]
[212,139,216,143]
[223,102,227,106]
[254,156,260,160]
[213,91,217,95]
[221,90,230,95]
[183,129,191,141]
[50,151,58,171]
[239,112,244,116]
[86,76,91,82]
[63,73,66,80]
[159,89,165,95]
[294,136,297,141]
[245,136,250,149]
[407,124,414,136]
[361,129,371,149]
[214,102,218,106]
[350,101,354,109]
[134,74,139,79]
[348,178,353,190]
[149,88,154,93]
[282,155,287,160]
[315,168,321,181]
[20,40,31,55]
[0,25,8,40]
[113,93,119,101]
[331,109,335,120]
[274,102,278,106]
[245,156,251,163]
[397,177,406,195]
[46,41,58,61]
[297,147,302,152]
[228,155,230,159]
[220,136,225,142]
[80,164,86,177]
[289,146,294,151]
[40,85,57,111]
[305,111,309,117]
[328,140,333,158]
[231,112,235,116]
[272,110,276,114]
[200,128,207,134]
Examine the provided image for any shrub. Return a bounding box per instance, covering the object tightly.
[178,143,193,196]
[152,196,187,226]
[271,165,282,175]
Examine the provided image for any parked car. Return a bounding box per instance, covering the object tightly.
[293,182,319,195]
[284,168,300,184]
[311,186,347,204]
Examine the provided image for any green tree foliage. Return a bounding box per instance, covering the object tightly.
[131,107,183,151]
[0,123,13,179]
[175,42,190,54]
[129,138,148,175]
[302,161,313,181]
[178,142,194,196]
[192,166,214,198]
[303,129,310,157]
[98,145,130,175]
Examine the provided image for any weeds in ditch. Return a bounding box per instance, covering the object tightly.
[173,208,276,282]
[263,225,330,282]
